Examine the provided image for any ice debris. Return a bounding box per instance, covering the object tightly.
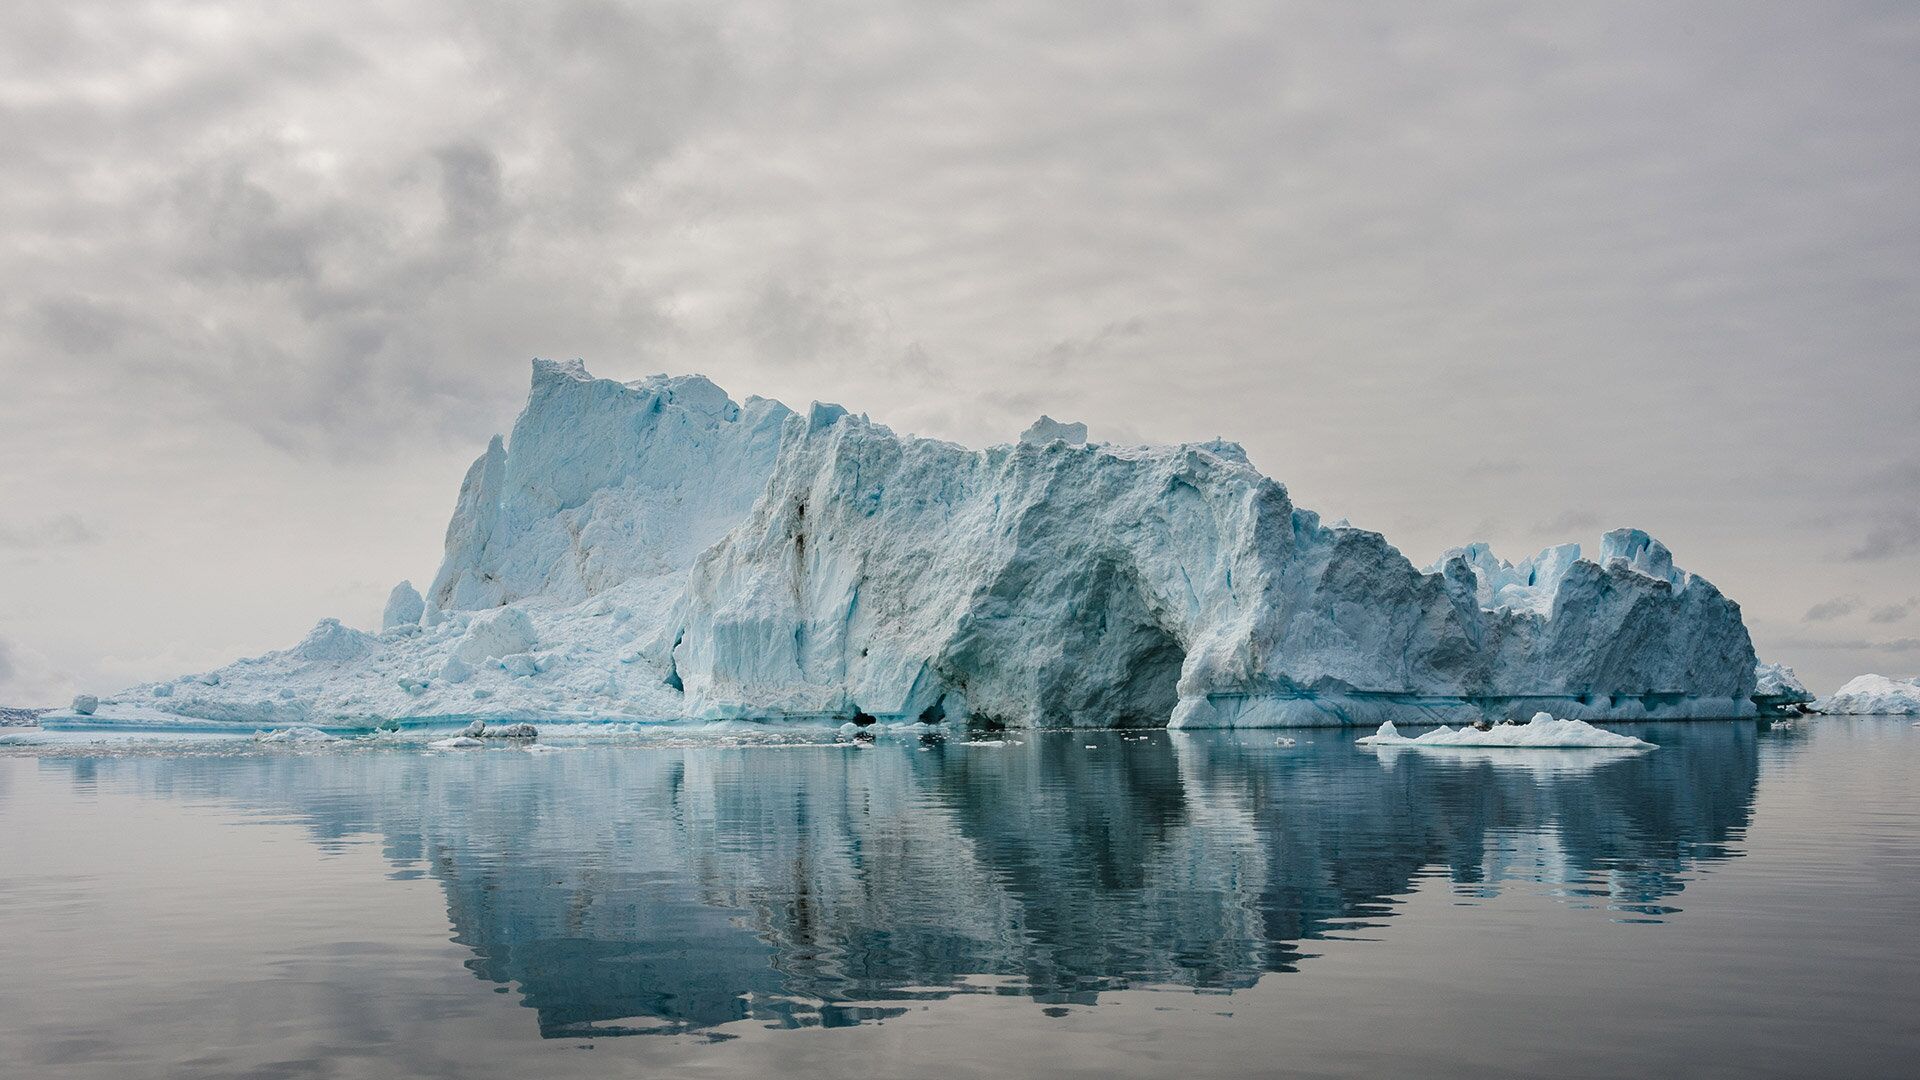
[253,726,339,743]
[1356,713,1654,749]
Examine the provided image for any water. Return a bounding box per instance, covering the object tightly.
[3,719,1917,1078]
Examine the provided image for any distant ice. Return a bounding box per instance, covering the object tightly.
[1822,674,1920,715]
[1357,713,1654,749]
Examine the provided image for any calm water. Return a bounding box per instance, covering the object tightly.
[2,720,1917,1078]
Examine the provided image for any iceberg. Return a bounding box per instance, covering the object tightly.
[48,359,1763,733]
[1357,714,1654,749]
[1821,674,1920,715]
[1752,661,1815,714]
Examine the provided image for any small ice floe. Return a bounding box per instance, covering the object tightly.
[1274,736,1296,747]
[252,725,339,744]
[1357,713,1654,749]
[429,720,538,748]
[959,739,1007,747]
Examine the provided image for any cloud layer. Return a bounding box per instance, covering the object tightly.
[3,1,1919,700]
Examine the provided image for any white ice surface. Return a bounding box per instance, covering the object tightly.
[1356,713,1654,749]
[1821,674,1920,715]
[1754,661,1813,702]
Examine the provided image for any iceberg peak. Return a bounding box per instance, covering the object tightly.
[1019,416,1089,446]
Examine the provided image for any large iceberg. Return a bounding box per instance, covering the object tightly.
[1821,674,1920,715]
[49,359,1763,732]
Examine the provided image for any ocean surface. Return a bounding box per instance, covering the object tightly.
[3,718,1917,1078]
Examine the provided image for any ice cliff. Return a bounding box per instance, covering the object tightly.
[54,359,1762,731]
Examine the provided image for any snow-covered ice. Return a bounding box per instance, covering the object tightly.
[1821,674,1920,715]
[1753,662,1814,712]
[382,581,425,631]
[47,358,1765,735]
[1357,714,1654,749]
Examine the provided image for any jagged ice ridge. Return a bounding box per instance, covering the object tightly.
[54,359,1764,732]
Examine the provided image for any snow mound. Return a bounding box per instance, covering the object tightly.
[1356,713,1654,749]
[1821,674,1920,715]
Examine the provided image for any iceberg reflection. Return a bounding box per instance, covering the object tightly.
[39,724,1762,1036]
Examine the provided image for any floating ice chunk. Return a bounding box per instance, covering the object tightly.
[71,694,98,715]
[382,581,425,630]
[1018,415,1089,446]
[428,735,484,748]
[1274,736,1295,747]
[1357,713,1654,749]
[1821,674,1920,715]
[253,722,339,737]
[480,722,538,739]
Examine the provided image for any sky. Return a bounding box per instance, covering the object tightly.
[2,0,1917,704]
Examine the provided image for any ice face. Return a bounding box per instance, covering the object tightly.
[426,359,793,612]
[54,359,1763,732]
[667,402,1758,729]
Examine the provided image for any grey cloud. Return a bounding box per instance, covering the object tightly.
[0,636,14,683]
[31,296,137,355]
[1804,596,1860,622]
[1848,509,1920,562]
[1869,600,1916,625]
[1777,637,1920,653]
[0,514,100,550]
[435,141,507,239]
[747,278,888,369]
[1535,510,1603,535]
[2,2,1919,697]
[1042,317,1148,373]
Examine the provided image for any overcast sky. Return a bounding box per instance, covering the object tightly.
[3,0,1917,703]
